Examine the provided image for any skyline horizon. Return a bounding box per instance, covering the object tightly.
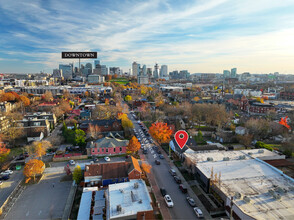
[1,0,294,74]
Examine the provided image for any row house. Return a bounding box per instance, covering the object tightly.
[86,135,129,156]
[24,112,57,128]
[16,118,50,137]
[80,119,123,137]
[240,97,275,114]
[84,156,142,187]
[280,91,294,100]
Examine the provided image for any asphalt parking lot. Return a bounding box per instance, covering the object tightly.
[4,172,72,220]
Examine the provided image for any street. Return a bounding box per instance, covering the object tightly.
[0,170,24,210]
[128,113,202,219]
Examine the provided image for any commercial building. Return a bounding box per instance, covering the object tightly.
[160,65,168,78]
[153,63,159,79]
[231,68,237,78]
[88,75,105,84]
[183,149,293,220]
[223,70,230,78]
[107,180,153,220]
[59,64,73,79]
[132,62,140,77]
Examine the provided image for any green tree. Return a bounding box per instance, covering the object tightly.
[197,130,203,143]
[124,95,132,102]
[75,129,86,146]
[72,165,82,184]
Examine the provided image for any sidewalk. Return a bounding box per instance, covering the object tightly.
[140,154,172,220]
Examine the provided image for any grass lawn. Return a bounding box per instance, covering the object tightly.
[143,121,152,128]
[174,161,182,168]
[110,78,129,85]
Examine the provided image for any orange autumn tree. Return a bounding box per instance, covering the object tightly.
[279,116,291,130]
[0,142,10,163]
[23,159,45,182]
[127,136,141,154]
[141,162,152,174]
[19,95,30,106]
[149,122,173,144]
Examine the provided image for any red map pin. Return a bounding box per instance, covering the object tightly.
[175,130,189,149]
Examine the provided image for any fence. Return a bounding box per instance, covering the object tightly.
[53,155,88,162]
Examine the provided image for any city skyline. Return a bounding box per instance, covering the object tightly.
[1,0,294,74]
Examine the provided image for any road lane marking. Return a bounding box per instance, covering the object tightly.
[38,210,42,216]
[26,211,29,216]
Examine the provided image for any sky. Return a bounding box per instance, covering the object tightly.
[1,0,294,74]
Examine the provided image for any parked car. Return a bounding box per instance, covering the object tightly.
[179,184,188,193]
[159,155,164,159]
[104,157,110,162]
[169,169,177,176]
[164,195,174,208]
[193,207,204,218]
[46,152,55,156]
[160,188,167,196]
[174,176,182,184]
[1,170,13,175]
[155,160,160,165]
[0,175,10,180]
[157,150,162,154]
[0,181,3,185]
[69,160,75,165]
[92,158,99,163]
[186,196,196,207]
[143,149,148,154]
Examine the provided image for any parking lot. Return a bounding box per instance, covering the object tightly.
[4,172,72,220]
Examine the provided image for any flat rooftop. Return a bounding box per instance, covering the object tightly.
[107,179,153,220]
[184,148,285,163]
[189,151,294,219]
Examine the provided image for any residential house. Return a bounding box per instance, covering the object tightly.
[86,134,129,156]
[16,118,50,137]
[0,115,10,133]
[80,119,123,137]
[235,126,247,135]
[84,156,142,187]
[27,131,44,143]
[24,112,57,129]
[0,101,18,112]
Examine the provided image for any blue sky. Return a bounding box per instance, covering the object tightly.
[1,0,294,74]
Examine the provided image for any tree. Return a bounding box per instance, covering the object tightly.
[73,165,82,184]
[141,162,152,174]
[105,75,112,81]
[75,129,86,146]
[237,134,253,148]
[0,142,10,163]
[127,136,141,154]
[19,95,30,106]
[28,140,52,159]
[43,91,53,102]
[197,130,203,142]
[193,96,200,102]
[124,95,132,102]
[245,118,270,139]
[88,124,102,139]
[23,159,45,182]
[118,113,134,129]
[149,122,173,144]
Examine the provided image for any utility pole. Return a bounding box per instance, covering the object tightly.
[230,196,234,220]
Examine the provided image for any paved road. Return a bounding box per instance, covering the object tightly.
[128,113,199,219]
[4,172,72,220]
[0,170,24,209]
